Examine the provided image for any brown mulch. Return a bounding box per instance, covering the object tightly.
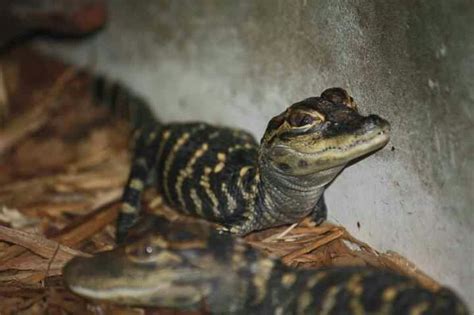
[0,48,441,315]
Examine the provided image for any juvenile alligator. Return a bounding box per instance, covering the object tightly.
[92,79,390,243]
[64,216,469,314]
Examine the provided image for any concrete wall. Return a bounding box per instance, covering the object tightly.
[38,0,473,306]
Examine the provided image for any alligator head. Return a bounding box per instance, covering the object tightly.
[63,217,255,311]
[260,88,390,176]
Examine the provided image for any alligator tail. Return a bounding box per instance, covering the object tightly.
[88,74,162,243]
[91,75,160,129]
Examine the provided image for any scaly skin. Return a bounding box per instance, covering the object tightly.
[92,81,390,243]
[63,216,469,314]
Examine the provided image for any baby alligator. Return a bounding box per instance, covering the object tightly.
[92,79,390,242]
[64,216,469,314]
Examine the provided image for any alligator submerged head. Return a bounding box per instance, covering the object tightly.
[62,217,470,315]
[63,217,251,310]
[260,88,390,176]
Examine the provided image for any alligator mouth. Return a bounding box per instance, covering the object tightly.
[63,255,163,301]
[306,125,390,158]
[63,254,207,306]
[268,120,390,174]
[67,282,168,300]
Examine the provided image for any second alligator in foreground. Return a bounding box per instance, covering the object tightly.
[64,216,468,314]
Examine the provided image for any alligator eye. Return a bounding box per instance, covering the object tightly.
[127,244,154,258]
[289,112,316,127]
[321,88,357,110]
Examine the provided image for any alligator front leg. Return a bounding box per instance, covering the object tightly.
[219,217,259,236]
[310,194,327,226]
[116,127,163,244]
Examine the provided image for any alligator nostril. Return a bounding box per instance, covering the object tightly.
[363,115,386,132]
[366,114,381,124]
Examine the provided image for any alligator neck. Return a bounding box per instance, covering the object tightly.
[256,156,343,225]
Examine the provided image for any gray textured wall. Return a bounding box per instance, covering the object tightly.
[39,0,473,306]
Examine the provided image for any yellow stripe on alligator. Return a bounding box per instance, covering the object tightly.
[306,272,327,288]
[252,258,275,304]
[297,291,313,314]
[146,131,158,144]
[175,142,209,211]
[281,273,297,288]
[320,285,342,315]
[409,302,430,315]
[221,182,237,213]
[163,132,190,203]
[163,124,207,205]
[213,152,226,173]
[199,166,220,217]
[237,166,254,201]
[190,188,203,216]
[129,179,144,190]
[121,202,137,214]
